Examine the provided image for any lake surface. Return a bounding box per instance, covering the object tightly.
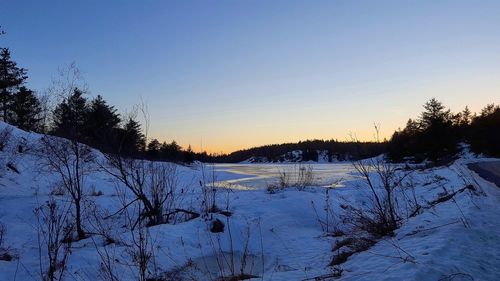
[213,163,357,190]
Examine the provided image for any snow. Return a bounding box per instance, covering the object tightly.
[339,160,500,280]
[0,121,499,280]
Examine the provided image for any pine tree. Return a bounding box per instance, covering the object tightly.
[419,98,451,129]
[84,95,121,149]
[120,117,145,156]
[404,118,420,135]
[51,88,89,140]
[0,48,27,122]
[183,144,195,163]
[469,104,500,156]
[11,86,42,131]
[460,106,472,126]
[146,138,161,159]
[160,140,182,161]
[388,98,459,162]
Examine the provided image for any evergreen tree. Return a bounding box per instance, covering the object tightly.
[388,99,461,163]
[0,48,27,122]
[419,98,451,129]
[160,140,182,161]
[404,118,420,135]
[51,88,89,140]
[183,145,195,163]
[84,95,121,149]
[146,138,161,158]
[11,86,42,131]
[460,106,472,126]
[419,98,456,161]
[469,104,500,157]
[479,103,496,117]
[120,117,145,156]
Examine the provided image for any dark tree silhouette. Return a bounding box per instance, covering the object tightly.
[418,98,457,161]
[159,140,182,161]
[183,145,195,163]
[468,104,500,157]
[217,139,386,163]
[10,86,43,132]
[388,98,478,163]
[419,98,451,129]
[146,138,161,159]
[0,48,27,122]
[120,117,146,156]
[84,95,121,150]
[51,88,89,140]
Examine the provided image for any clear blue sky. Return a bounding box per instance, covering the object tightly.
[1,0,499,153]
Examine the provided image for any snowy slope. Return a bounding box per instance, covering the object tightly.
[0,122,499,281]
[338,160,500,281]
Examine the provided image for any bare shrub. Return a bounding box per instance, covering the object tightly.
[204,219,263,281]
[200,163,219,217]
[400,175,421,218]
[345,158,409,237]
[35,198,73,281]
[92,240,119,281]
[296,164,314,190]
[328,157,421,267]
[101,156,187,227]
[268,164,315,193]
[127,221,157,281]
[101,102,197,227]
[87,203,118,246]
[89,198,150,281]
[312,179,343,235]
[277,168,291,190]
[266,183,280,194]
[38,136,95,240]
[119,201,159,281]
[88,184,104,196]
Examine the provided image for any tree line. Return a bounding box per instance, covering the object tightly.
[218,140,387,163]
[388,98,500,163]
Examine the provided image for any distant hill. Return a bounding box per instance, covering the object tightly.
[217,139,387,163]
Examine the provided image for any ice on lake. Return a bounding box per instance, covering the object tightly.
[211,163,356,190]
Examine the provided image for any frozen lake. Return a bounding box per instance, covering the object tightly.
[212,163,357,190]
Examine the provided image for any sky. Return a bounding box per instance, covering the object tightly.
[1,0,500,153]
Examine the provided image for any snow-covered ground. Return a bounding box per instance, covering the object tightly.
[0,122,499,281]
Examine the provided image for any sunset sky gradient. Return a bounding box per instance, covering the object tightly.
[2,0,499,153]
